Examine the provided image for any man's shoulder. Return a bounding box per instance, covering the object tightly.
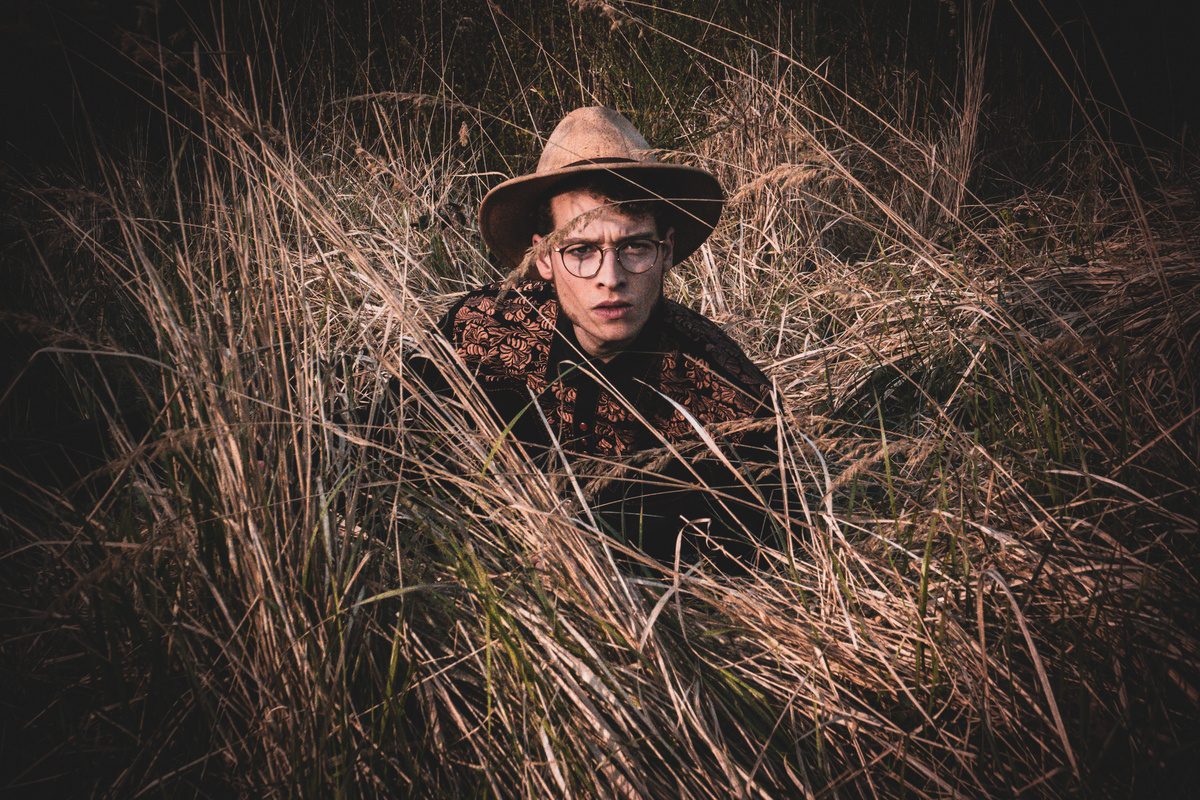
[441,279,558,339]
[659,299,770,395]
[438,279,558,383]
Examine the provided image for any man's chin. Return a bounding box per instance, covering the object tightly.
[578,329,636,360]
[595,321,640,344]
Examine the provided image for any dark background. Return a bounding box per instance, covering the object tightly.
[1,0,1196,177]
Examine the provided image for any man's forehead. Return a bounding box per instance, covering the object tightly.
[549,189,657,233]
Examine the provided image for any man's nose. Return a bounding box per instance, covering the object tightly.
[594,248,626,285]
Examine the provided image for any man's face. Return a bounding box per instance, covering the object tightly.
[533,190,673,362]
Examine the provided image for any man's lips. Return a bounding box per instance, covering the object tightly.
[592,300,632,320]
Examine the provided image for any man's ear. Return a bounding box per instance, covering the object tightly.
[662,227,675,270]
[532,234,554,281]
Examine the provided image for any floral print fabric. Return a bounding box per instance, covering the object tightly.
[439,279,772,458]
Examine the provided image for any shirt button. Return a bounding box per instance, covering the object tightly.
[579,423,588,432]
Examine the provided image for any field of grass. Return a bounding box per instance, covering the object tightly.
[2,1,1198,797]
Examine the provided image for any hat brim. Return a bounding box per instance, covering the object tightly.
[479,162,724,270]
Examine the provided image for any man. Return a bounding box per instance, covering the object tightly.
[431,107,778,567]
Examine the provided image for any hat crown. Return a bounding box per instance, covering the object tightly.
[479,106,722,270]
[537,107,657,173]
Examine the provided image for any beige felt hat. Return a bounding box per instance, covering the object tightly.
[478,107,724,269]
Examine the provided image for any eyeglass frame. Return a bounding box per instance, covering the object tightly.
[550,236,670,279]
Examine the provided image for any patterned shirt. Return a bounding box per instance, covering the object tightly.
[438,279,773,459]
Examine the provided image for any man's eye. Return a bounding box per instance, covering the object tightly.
[563,244,598,260]
[621,240,654,256]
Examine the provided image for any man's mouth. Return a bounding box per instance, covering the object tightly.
[593,300,632,320]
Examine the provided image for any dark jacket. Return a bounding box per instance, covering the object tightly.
[431,279,781,570]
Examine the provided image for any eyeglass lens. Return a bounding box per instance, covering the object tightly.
[560,240,660,277]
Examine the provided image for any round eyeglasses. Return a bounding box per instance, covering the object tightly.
[553,238,666,279]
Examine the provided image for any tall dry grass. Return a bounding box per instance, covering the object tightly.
[2,1,1198,797]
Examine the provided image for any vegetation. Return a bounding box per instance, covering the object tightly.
[2,1,1197,797]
